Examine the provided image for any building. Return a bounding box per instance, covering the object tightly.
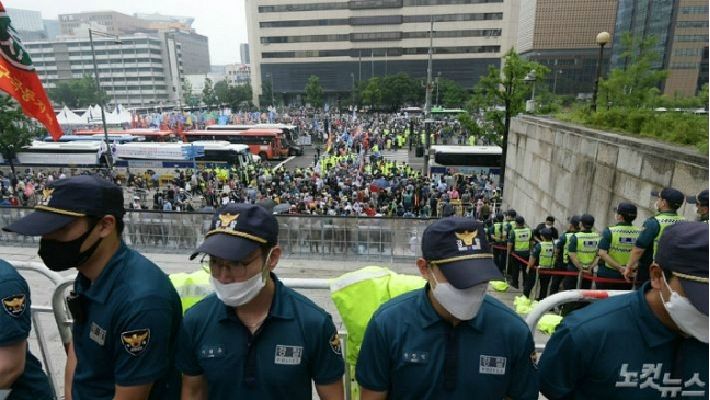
[184,72,227,94]
[26,33,183,108]
[58,11,144,37]
[7,8,47,41]
[516,0,618,96]
[163,30,210,74]
[43,19,60,40]
[240,43,250,64]
[245,0,520,105]
[612,0,708,96]
[225,63,251,86]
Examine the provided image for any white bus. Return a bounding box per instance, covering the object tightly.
[0,140,107,167]
[429,145,502,185]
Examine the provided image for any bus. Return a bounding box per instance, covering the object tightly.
[74,128,175,142]
[190,141,254,170]
[183,129,293,160]
[44,134,143,144]
[0,140,107,167]
[429,145,502,185]
[204,124,302,155]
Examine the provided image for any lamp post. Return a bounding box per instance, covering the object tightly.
[435,71,442,106]
[553,69,563,94]
[591,31,611,112]
[89,28,121,170]
[524,69,537,113]
[350,72,355,108]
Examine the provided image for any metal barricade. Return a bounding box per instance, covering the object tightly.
[524,289,631,353]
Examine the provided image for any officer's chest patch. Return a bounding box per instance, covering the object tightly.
[121,329,150,356]
[89,322,106,346]
[199,344,225,359]
[402,351,429,364]
[2,294,26,317]
[274,345,303,365]
[479,355,507,375]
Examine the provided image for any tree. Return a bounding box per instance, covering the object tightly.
[305,75,324,108]
[0,96,39,190]
[214,79,230,106]
[362,77,383,109]
[229,84,253,110]
[182,80,199,108]
[260,79,273,107]
[381,73,420,111]
[468,49,548,188]
[48,75,108,108]
[439,78,467,108]
[202,77,218,108]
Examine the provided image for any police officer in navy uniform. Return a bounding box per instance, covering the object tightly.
[356,217,538,400]
[488,213,506,274]
[3,175,182,400]
[539,221,709,399]
[506,215,532,291]
[565,214,599,290]
[550,215,580,296]
[0,260,53,400]
[527,228,555,300]
[696,189,708,222]
[176,203,345,399]
[596,203,639,290]
[625,187,685,284]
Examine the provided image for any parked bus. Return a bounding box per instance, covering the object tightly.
[0,140,107,167]
[190,141,254,170]
[184,129,293,160]
[74,128,175,142]
[44,134,143,144]
[428,145,502,185]
[204,124,302,155]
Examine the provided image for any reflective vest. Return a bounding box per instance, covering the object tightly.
[169,269,212,314]
[607,225,641,267]
[562,231,575,264]
[574,231,600,266]
[538,241,555,268]
[492,222,504,242]
[653,213,685,257]
[513,227,531,252]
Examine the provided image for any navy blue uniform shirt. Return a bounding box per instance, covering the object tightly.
[539,282,708,399]
[356,286,538,399]
[0,260,53,400]
[176,274,344,399]
[71,243,182,400]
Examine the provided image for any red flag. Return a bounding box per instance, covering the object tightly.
[0,3,62,140]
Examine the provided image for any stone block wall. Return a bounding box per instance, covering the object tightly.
[504,115,708,230]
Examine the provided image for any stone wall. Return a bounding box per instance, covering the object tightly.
[503,115,708,231]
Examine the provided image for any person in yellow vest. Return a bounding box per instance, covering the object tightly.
[488,213,506,274]
[596,203,639,290]
[567,214,600,290]
[506,216,532,291]
[467,134,476,146]
[625,187,685,284]
[527,228,555,300]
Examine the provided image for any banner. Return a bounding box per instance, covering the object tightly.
[0,3,62,140]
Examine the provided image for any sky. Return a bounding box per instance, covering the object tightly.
[4,0,249,65]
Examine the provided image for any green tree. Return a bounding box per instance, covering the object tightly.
[439,78,467,108]
[202,77,218,108]
[49,75,108,108]
[229,84,253,110]
[305,75,324,108]
[362,77,383,109]
[0,96,39,188]
[260,79,274,107]
[181,80,199,108]
[214,79,230,106]
[381,73,420,111]
[468,49,548,187]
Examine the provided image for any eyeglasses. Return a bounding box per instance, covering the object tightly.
[201,254,262,276]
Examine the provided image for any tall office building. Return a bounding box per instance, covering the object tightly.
[246,0,520,105]
[240,43,251,64]
[6,8,47,41]
[516,0,618,95]
[614,0,708,96]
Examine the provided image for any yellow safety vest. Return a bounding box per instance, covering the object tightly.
[562,231,575,264]
[607,224,641,267]
[492,222,504,242]
[538,241,555,268]
[513,227,532,252]
[169,270,212,314]
[574,231,600,266]
[653,213,685,257]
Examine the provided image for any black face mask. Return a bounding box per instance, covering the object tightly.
[39,221,103,272]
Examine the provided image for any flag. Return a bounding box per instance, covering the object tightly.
[0,3,62,140]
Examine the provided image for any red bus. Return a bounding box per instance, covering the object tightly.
[73,128,175,142]
[183,129,291,160]
[204,124,302,156]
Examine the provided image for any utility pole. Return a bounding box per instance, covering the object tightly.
[423,17,434,176]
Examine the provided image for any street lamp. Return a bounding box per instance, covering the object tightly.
[524,69,537,113]
[591,31,611,112]
[89,28,122,170]
[553,69,563,94]
[350,72,355,109]
[435,71,442,106]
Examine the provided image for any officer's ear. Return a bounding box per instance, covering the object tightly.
[96,215,116,239]
[416,258,430,279]
[264,245,281,271]
[649,263,665,291]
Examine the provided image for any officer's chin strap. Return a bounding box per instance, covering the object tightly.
[0,389,11,400]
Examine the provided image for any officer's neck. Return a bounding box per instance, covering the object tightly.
[77,235,121,283]
[645,287,681,333]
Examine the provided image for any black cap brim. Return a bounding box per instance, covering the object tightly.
[190,234,261,263]
[3,211,79,236]
[680,279,708,316]
[438,258,503,289]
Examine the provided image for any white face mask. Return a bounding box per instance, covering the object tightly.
[660,275,709,343]
[210,272,265,307]
[430,271,487,320]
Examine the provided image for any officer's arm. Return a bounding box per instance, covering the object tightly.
[360,388,388,400]
[0,340,25,388]
[624,247,645,278]
[65,341,77,400]
[113,383,153,400]
[315,380,344,400]
[568,253,582,270]
[180,375,207,400]
[598,249,621,270]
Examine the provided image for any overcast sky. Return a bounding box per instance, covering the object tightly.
[4,0,249,65]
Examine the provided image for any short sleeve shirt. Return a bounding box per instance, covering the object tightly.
[0,261,53,400]
[539,282,708,400]
[72,243,183,400]
[356,287,539,399]
[531,242,542,260]
[176,275,344,399]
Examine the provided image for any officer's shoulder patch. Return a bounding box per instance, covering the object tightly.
[121,329,151,356]
[329,332,342,355]
[2,294,26,318]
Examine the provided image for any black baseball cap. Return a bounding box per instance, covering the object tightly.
[422,217,502,289]
[615,202,638,218]
[580,214,595,227]
[515,216,525,225]
[505,209,517,218]
[697,190,708,207]
[569,215,581,227]
[539,228,553,239]
[655,222,708,315]
[190,203,278,263]
[660,187,685,209]
[3,175,125,236]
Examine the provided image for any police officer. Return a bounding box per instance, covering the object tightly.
[527,228,555,300]
[0,260,53,400]
[356,217,538,400]
[551,216,580,295]
[488,214,506,274]
[696,189,708,222]
[2,175,182,400]
[625,187,685,283]
[532,215,559,243]
[176,203,345,399]
[539,222,708,399]
[596,203,639,290]
[506,216,532,291]
[566,214,599,290]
